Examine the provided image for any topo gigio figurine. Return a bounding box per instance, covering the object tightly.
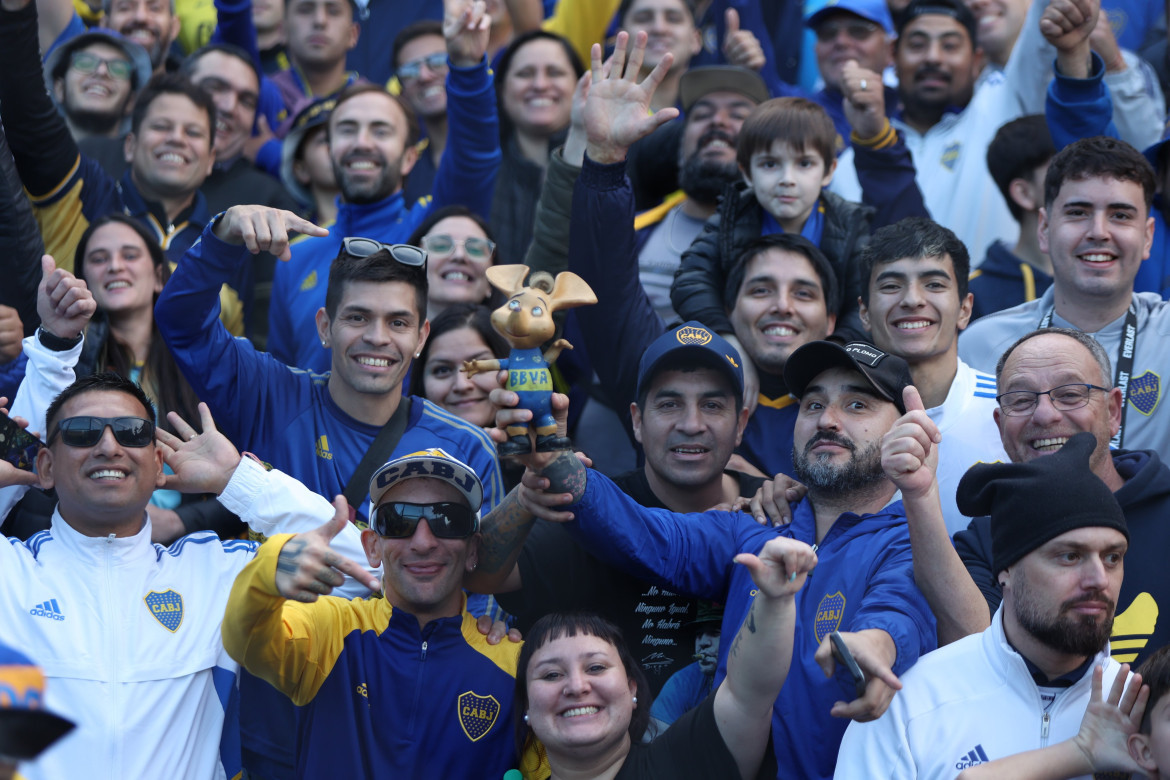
[462,265,596,457]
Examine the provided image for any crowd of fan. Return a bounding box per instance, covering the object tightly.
[3,0,1170,778]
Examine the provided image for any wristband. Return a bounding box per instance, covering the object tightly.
[37,327,83,351]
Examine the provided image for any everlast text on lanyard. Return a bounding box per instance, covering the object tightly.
[1039,303,1137,449]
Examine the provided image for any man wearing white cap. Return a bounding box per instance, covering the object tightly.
[222,448,534,780]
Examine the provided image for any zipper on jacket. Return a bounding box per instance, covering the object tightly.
[421,640,428,661]
[106,533,122,777]
[1041,711,1050,740]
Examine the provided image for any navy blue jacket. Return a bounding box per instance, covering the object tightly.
[969,240,1054,322]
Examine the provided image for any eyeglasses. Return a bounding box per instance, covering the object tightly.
[48,416,156,448]
[371,501,478,539]
[70,50,134,81]
[341,237,427,269]
[421,234,496,262]
[397,52,448,81]
[995,384,1110,416]
[814,20,881,42]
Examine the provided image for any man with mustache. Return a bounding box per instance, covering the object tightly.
[836,432,1131,778]
[953,327,1170,669]
[267,0,500,373]
[829,0,1044,263]
[509,339,937,779]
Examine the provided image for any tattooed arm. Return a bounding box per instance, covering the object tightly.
[714,537,818,780]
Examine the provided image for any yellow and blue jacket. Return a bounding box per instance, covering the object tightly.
[224,536,539,779]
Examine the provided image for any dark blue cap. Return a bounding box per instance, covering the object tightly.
[637,322,745,401]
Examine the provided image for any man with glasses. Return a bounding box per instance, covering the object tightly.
[267,0,500,373]
[392,20,449,205]
[155,203,506,778]
[44,29,152,142]
[952,326,1170,669]
[223,448,532,778]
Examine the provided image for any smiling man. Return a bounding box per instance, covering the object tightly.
[0,0,218,271]
[858,217,1007,533]
[101,0,180,73]
[268,0,500,373]
[959,135,1170,461]
[223,448,532,778]
[837,432,1130,779]
[45,30,152,142]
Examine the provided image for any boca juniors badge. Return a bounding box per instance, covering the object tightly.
[458,691,500,742]
[814,591,846,644]
[1129,371,1160,416]
[144,590,184,632]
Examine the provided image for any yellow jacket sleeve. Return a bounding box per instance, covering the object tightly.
[542,0,622,67]
[222,534,386,706]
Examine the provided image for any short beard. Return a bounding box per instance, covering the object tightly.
[65,107,125,137]
[1013,576,1115,658]
[333,155,401,205]
[678,154,738,206]
[791,432,887,497]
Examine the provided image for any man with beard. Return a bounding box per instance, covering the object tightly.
[267,0,499,373]
[953,328,1170,669]
[633,65,768,322]
[45,30,152,142]
[510,339,937,779]
[836,432,1131,778]
[101,0,181,74]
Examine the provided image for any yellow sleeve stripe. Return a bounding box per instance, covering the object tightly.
[850,120,897,150]
[459,610,522,677]
[634,190,688,231]
[31,178,88,274]
[26,155,82,203]
[758,393,798,410]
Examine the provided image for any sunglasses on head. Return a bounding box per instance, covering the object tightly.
[397,52,448,81]
[70,50,134,81]
[48,416,156,448]
[341,237,427,270]
[371,501,477,539]
[421,234,496,262]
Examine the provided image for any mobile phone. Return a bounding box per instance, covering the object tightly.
[830,631,867,699]
[0,413,43,472]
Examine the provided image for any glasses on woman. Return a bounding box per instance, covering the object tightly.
[995,383,1110,416]
[341,237,427,269]
[70,50,134,81]
[420,234,496,262]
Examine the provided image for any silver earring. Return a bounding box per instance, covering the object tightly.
[523,713,529,724]
[632,695,638,705]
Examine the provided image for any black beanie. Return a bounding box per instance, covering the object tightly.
[956,433,1128,574]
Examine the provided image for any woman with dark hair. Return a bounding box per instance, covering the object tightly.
[490,30,585,265]
[514,535,816,780]
[409,302,508,428]
[70,214,240,543]
[406,205,501,320]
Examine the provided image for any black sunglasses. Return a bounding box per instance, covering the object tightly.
[341,237,427,270]
[48,416,156,448]
[371,501,477,539]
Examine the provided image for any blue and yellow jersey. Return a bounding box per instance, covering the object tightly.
[225,536,543,779]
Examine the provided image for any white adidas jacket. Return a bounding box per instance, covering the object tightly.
[4,456,364,780]
[834,609,1121,779]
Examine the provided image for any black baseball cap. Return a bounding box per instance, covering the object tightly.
[783,341,912,413]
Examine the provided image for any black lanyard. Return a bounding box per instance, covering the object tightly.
[1039,303,1137,449]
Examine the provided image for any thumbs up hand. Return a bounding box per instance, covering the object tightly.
[276,495,382,602]
[880,385,941,500]
[37,254,95,340]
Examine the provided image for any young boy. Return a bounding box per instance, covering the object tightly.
[671,96,925,346]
